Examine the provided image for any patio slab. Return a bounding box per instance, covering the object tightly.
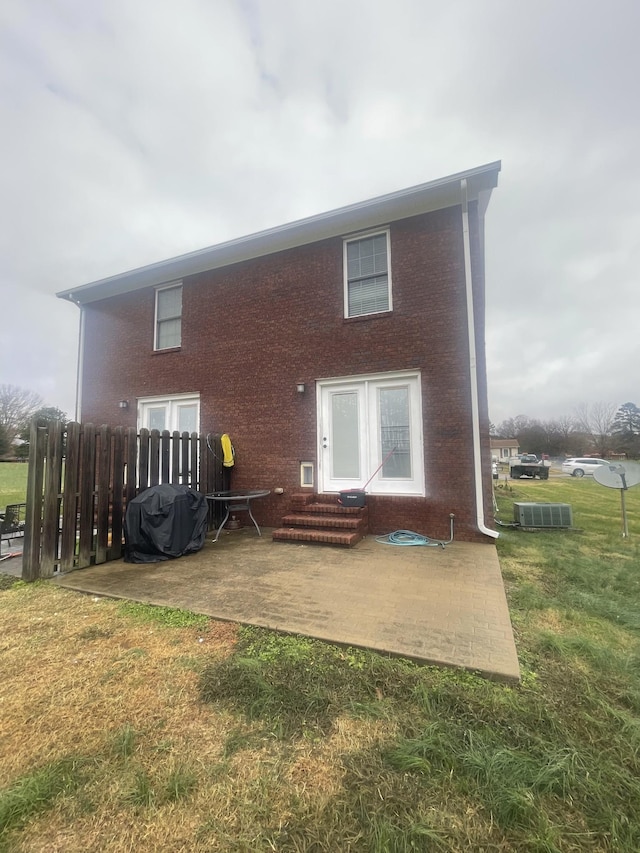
[49,529,520,682]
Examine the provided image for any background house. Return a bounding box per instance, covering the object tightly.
[58,162,501,542]
[490,438,520,461]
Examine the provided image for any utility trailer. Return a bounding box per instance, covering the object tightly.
[509,454,551,480]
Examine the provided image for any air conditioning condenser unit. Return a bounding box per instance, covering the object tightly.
[513,502,573,528]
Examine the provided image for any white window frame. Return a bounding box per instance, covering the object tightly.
[343,229,392,318]
[154,282,183,351]
[137,393,200,434]
[317,370,424,496]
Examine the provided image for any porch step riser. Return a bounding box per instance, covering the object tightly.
[281,514,365,530]
[272,528,364,547]
[305,505,366,517]
[290,501,366,517]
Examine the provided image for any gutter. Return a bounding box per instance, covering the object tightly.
[460,178,499,540]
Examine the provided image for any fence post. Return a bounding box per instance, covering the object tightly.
[95,425,111,564]
[60,421,81,573]
[172,431,181,483]
[40,420,64,578]
[181,432,190,485]
[77,424,96,569]
[149,429,160,486]
[191,432,199,490]
[110,426,125,561]
[138,428,149,491]
[22,418,47,581]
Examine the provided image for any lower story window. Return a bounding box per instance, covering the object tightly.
[138,394,200,434]
[318,371,424,496]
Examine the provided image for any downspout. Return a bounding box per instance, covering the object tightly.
[62,293,84,422]
[75,302,85,422]
[460,179,499,539]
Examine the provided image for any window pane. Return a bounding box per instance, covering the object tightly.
[331,392,360,479]
[178,404,197,434]
[348,275,389,316]
[157,286,182,320]
[379,387,411,478]
[157,317,181,349]
[347,236,387,280]
[148,407,166,431]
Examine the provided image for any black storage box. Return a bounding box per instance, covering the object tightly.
[338,489,366,508]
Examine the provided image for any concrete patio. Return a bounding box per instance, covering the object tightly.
[45,528,520,682]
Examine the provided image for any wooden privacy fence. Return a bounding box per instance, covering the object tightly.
[22,419,226,581]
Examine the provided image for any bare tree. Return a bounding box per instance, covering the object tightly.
[0,385,43,443]
[574,402,617,456]
[542,415,582,456]
[553,414,577,441]
[496,414,535,438]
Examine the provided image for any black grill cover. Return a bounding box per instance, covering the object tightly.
[124,484,209,563]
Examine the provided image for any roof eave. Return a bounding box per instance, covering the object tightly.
[57,160,500,305]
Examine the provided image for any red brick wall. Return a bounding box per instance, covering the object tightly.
[80,204,493,541]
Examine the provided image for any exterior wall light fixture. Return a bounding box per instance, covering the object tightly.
[296,383,306,394]
[119,400,129,410]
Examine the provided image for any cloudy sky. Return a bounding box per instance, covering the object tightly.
[1,0,638,427]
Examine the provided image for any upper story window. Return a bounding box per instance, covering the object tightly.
[343,230,392,318]
[155,283,182,350]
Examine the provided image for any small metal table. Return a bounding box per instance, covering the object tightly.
[206,490,270,542]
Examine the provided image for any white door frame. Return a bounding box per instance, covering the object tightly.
[317,370,425,496]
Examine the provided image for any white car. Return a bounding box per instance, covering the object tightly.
[561,458,609,478]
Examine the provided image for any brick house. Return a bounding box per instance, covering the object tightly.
[58,161,501,543]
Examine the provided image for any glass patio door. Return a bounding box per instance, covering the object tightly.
[318,373,424,496]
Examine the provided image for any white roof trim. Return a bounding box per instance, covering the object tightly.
[58,161,500,305]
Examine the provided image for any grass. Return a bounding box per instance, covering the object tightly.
[0,758,84,842]
[0,461,28,509]
[0,474,639,850]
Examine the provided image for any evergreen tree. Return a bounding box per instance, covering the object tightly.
[0,423,9,458]
[612,402,640,457]
[16,407,69,460]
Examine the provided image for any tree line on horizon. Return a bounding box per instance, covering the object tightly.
[491,402,640,459]
[0,384,69,459]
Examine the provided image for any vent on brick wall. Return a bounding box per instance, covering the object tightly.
[513,502,573,528]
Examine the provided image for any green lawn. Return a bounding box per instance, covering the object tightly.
[1,475,639,851]
[0,461,28,508]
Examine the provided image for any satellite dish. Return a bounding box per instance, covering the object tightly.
[593,461,640,538]
[593,461,640,489]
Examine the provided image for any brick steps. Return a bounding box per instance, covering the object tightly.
[272,527,363,546]
[272,493,369,548]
